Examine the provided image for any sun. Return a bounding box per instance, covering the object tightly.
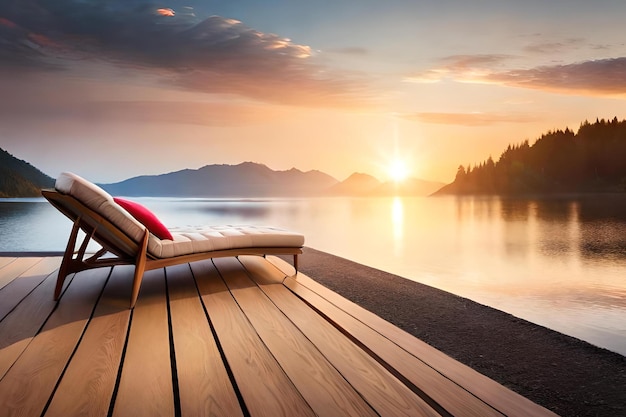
[388,159,410,182]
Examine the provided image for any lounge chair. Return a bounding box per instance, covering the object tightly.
[42,172,304,308]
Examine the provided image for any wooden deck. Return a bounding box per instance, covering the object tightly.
[0,255,559,417]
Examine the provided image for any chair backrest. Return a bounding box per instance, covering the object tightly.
[45,172,148,259]
[42,189,141,260]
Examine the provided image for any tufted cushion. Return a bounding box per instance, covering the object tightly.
[147,225,305,258]
[55,172,305,259]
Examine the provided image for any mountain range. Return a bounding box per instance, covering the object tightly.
[100,162,338,197]
[0,147,444,197]
[100,162,444,197]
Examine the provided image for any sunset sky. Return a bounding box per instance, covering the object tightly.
[2,0,626,183]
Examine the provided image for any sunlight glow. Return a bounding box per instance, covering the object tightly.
[391,197,404,255]
[384,117,413,183]
[388,159,410,182]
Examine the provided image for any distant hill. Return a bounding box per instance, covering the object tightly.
[100,162,340,197]
[328,173,382,195]
[329,172,444,196]
[0,147,54,197]
[434,117,626,196]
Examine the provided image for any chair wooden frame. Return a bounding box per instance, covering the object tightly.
[42,189,302,308]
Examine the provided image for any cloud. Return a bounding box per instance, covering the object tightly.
[0,97,282,127]
[438,54,514,70]
[0,17,17,29]
[405,54,513,83]
[0,70,288,127]
[330,47,369,56]
[522,37,585,55]
[155,8,175,17]
[0,1,371,107]
[407,52,626,97]
[487,58,626,95]
[403,112,537,126]
[0,14,62,70]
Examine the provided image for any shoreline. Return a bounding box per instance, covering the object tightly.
[289,247,626,417]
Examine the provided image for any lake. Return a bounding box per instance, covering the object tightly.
[1,195,625,357]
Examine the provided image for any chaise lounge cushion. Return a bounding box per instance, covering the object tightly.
[54,172,304,259]
[148,225,304,258]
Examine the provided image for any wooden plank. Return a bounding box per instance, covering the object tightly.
[112,268,175,417]
[219,257,378,417]
[167,263,244,417]
[0,257,61,321]
[282,274,502,417]
[240,257,440,417]
[267,256,296,276]
[0,268,65,379]
[0,257,17,270]
[0,257,43,290]
[0,267,109,417]
[44,265,134,416]
[191,259,316,417]
[269,256,559,417]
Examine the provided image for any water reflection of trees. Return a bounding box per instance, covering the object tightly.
[495,196,626,261]
[576,196,626,260]
[454,195,501,222]
[499,198,532,221]
[534,199,578,258]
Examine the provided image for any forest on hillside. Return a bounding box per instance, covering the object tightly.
[0,147,54,197]
[437,117,626,195]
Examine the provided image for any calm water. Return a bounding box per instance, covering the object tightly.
[1,195,626,356]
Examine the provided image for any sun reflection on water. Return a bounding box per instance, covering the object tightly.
[391,197,404,255]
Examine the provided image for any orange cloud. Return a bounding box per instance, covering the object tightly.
[156,8,175,17]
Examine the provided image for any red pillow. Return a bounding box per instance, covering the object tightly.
[114,197,173,240]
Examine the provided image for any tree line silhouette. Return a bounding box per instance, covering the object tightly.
[0,147,54,197]
[440,117,626,195]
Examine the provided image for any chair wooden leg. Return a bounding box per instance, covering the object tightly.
[129,230,149,308]
[293,254,299,273]
[55,219,81,300]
